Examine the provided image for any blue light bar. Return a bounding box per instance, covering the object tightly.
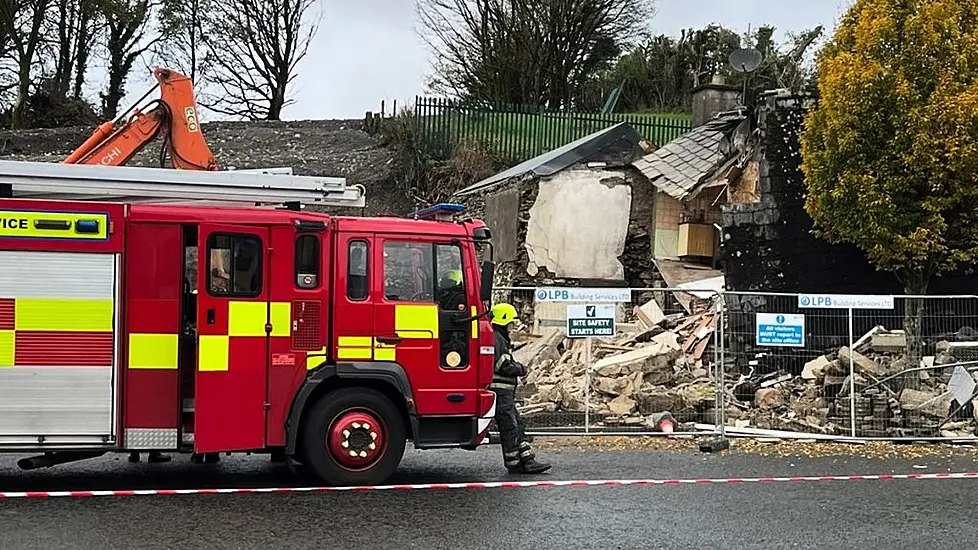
[410,202,465,221]
[74,219,101,234]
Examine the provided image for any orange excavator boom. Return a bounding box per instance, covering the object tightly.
[64,68,218,171]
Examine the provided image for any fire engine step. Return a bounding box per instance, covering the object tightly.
[17,451,106,470]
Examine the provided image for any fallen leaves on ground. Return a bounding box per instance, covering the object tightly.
[530,435,978,460]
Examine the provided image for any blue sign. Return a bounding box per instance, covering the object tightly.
[756,313,805,347]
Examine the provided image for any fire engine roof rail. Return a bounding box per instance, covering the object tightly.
[0,160,366,208]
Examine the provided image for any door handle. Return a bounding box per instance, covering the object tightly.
[207,308,215,325]
[376,336,402,345]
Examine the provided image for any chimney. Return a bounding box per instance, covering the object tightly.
[691,81,741,128]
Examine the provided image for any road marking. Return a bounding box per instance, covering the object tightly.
[2,471,978,499]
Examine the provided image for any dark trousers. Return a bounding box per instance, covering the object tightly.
[492,388,534,469]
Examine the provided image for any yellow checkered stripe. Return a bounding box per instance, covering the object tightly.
[199,301,291,372]
[332,304,443,367]
[336,336,397,362]
[0,297,114,367]
[128,301,294,372]
[128,333,179,370]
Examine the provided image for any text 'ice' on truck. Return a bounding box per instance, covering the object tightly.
[0,160,498,486]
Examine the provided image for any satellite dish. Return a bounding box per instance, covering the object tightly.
[728,48,762,73]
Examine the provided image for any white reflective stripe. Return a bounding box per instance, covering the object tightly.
[480,346,494,355]
[477,396,497,434]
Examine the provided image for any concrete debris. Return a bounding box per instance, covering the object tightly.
[727,327,978,439]
[516,307,718,428]
[634,298,666,328]
[871,331,906,353]
[514,319,978,440]
[802,355,831,380]
[837,346,884,377]
[754,387,783,409]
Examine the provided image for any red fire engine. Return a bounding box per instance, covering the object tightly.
[0,160,497,486]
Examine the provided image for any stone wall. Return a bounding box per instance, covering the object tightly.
[720,93,978,295]
[718,93,978,374]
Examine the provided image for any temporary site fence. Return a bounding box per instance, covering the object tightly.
[487,286,978,443]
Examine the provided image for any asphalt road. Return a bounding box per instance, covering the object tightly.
[1,442,977,550]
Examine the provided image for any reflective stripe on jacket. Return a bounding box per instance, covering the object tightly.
[490,327,523,390]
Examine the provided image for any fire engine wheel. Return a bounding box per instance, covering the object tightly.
[303,387,406,486]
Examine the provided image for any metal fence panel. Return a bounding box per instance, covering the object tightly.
[723,292,978,441]
[490,286,723,436]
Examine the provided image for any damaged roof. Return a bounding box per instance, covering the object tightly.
[453,122,643,197]
[631,111,748,200]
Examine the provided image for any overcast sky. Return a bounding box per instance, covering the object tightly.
[112,0,855,121]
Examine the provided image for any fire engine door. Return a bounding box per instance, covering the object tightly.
[375,236,478,416]
[194,224,271,453]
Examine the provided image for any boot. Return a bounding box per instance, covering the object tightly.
[147,451,171,463]
[508,457,551,475]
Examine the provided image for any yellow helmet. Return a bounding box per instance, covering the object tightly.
[490,303,519,326]
[445,270,463,284]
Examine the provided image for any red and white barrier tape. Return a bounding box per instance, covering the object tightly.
[2,471,977,499]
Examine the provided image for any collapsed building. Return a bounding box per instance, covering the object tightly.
[463,86,978,438]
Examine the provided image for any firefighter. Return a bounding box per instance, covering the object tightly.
[490,303,551,475]
[437,269,468,368]
[437,269,466,312]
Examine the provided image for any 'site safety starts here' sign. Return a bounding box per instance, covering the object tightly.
[566,304,616,338]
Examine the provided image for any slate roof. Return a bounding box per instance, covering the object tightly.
[453,122,643,197]
[631,111,747,200]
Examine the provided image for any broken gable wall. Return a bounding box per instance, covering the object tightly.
[720,93,978,374]
[464,164,653,323]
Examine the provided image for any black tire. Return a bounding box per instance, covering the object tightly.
[302,387,406,486]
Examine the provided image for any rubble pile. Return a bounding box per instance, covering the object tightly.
[512,297,978,439]
[513,304,719,429]
[728,327,978,438]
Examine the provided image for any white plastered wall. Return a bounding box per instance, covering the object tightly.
[524,169,631,281]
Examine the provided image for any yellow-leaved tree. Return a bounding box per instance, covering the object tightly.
[801,0,978,388]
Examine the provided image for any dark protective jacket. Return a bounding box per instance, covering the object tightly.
[437,282,466,312]
[490,325,525,391]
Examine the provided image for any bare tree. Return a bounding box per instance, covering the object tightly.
[154,0,209,84]
[98,0,160,118]
[49,0,101,99]
[416,0,654,108]
[200,0,319,120]
[0,0,15,56]
[2,0,51,128]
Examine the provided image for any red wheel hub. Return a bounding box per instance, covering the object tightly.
[327,410,385,470]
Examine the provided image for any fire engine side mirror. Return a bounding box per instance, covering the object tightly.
[479,260,494,302]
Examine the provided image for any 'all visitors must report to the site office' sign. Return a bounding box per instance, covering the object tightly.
[756,313,805,347]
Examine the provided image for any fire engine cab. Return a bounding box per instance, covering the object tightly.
[0,160,498,486]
